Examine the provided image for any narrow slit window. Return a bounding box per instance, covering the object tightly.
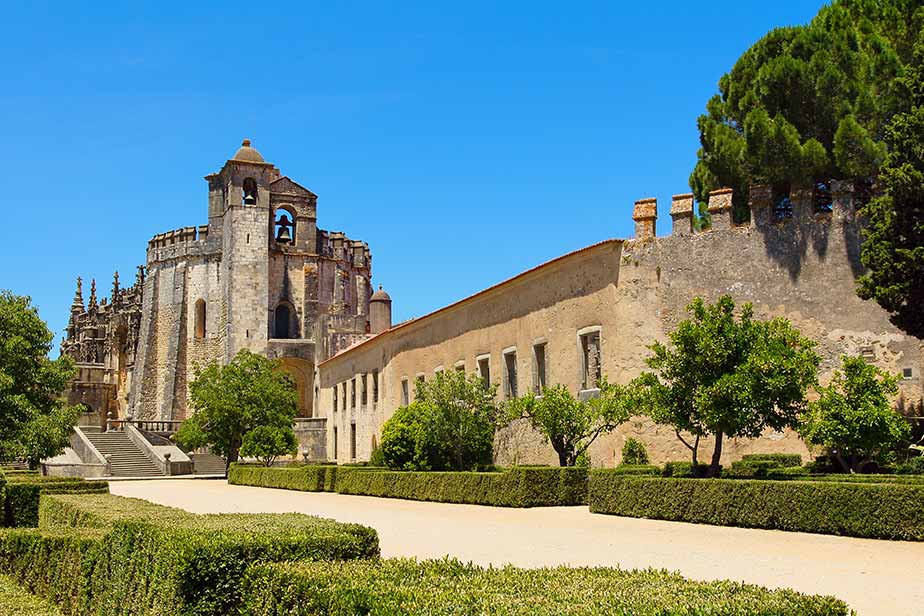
[503,350,518,399]
[580,331,602,390]
[533,342,547,393]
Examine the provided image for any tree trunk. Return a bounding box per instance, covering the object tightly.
[708,432,723,477]
[558,448,570,467]
[834,451,851,474]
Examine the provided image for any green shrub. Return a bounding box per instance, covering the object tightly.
[610,465,662,476]
[0,573,64,615]
[0,527,106,614]
[239,425,298,467]
[896,456,924,475]
[336,467,587,507]
[240,558,849,616]
[621,437,649,465]
[588,473,924,541]
[662,461,713,477]
[741,453,802,467]
[3,478,109,527]
[17,493,380,615]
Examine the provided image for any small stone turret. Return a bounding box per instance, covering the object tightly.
[707,188,734,230]
[369,285,392,334]
[669,194,694,236]
[632,198,657,240]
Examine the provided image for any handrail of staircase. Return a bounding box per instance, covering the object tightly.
[106,415,183,435]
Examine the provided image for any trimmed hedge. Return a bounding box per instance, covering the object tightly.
[0,573,65,615]
[741,453,803,467]
[228,464,338,492]
[611,465,662,476]
[0,493,380,615]
[588,473,924,541]
[335,466,588,507]
[4,478,109,527]
[240,558,850,616]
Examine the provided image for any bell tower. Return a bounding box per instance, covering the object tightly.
[208,139,281,360]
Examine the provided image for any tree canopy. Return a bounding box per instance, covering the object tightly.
[379,371,499,471]
[799,355,909,472]
[690,0,919,219]
[633,296,820,476]
[857,22,924,338]
[176,349,298,469]
[0,290,78,466]
[505,381,631,467]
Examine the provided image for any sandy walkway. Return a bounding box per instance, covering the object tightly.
[111,479,923,616]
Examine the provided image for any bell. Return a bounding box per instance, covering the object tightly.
[243,192,257,205]
[276,224,292,243]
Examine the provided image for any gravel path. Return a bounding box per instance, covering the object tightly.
[111,479,924,616]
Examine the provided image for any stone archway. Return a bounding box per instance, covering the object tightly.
[278,358,314,417]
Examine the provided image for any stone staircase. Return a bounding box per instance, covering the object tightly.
[85,431,165,478]
[191,453,227,476]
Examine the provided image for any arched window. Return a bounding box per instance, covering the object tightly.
[274,304,291,339]
[242,178,258,205]
[274,208,295,244]
[194,299,206,339]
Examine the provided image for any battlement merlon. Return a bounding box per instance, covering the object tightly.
[631,180,862,240]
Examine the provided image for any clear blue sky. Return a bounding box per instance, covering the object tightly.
[0,1,822,345]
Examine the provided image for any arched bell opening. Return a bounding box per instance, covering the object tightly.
[242,178,258,205]
[274,207,296,244]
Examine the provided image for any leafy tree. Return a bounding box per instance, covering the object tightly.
[858,24,924,339]
[176,349,297,470]
[799,356,910,473]
[621,437,649,466]
[634,296,820,477]
[379,371,500,471]
[505,381,631,467]
[690,0,917,219]
[240,425,298,467]
[0,290,77,465]
[14,404,81,469]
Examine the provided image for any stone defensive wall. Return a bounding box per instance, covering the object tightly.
[319,180,922,467]
[146,224,219,264]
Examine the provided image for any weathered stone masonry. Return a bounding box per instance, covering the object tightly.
[320,182,922,466]
[64,141,375,458]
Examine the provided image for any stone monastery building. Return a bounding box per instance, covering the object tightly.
[63,140,923,466]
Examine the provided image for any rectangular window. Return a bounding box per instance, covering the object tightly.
[361,374,368,407]
[372,370,379,404]
[401,378,409,406]
[350,423,357,459]
[341,383,347,411]
[533,342,547,394]
[503,349,518,399]
[580,330,602,390]
[350,379,356,409]
[333,426,338,459]
[333,385,338,413]
[454,360,465,372]
[477,355,490,385]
